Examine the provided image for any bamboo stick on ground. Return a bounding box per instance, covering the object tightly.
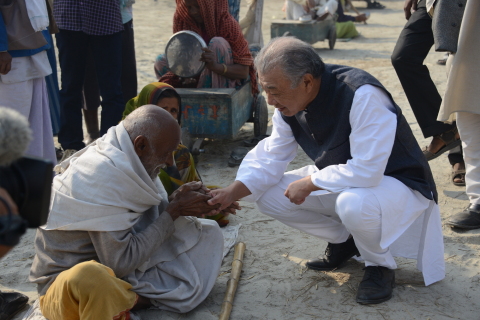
[219,242,246,320]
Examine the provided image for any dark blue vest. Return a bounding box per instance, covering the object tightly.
[281,64,438,202]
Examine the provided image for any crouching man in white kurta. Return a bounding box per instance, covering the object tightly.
[208,37,445,304]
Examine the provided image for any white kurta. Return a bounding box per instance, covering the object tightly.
[236,85,445,286]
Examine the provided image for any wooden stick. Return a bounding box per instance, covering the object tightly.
[219,242,246,320]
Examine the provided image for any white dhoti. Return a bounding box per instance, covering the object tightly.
[254,165,445,286]
[0,51,56,164]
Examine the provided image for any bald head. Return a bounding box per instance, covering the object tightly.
[255,37,325,88]
[123,104,180,143]
[123,105,181,179]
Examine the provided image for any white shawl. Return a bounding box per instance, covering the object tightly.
[45,123,167,231]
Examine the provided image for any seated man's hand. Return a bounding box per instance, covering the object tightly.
[166,181,220,220]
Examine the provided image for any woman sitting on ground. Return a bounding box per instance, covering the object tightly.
[122,82,230,226]
[155,0,256,93]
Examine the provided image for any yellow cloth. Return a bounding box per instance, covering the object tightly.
[40,261,138,320]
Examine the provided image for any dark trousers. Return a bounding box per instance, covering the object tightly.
[391,0,454,139]
[83,20,137,111]
[56,29,124,151]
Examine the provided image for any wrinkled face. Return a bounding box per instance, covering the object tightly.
[141,127,180,179]
[258,68,311,117]
[184,0,204,24]
[156,97,180,122]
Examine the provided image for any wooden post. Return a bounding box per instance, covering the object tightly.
[218,242,246,320]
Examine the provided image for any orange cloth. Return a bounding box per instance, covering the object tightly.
[40,261,138,320]
[160,0,258,95]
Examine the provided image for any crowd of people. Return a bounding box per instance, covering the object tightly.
[0,0,478,318]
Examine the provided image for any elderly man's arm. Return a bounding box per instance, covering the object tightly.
[90,212,175,278]
[90,182,219,277]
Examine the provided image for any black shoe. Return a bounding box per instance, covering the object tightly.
[356,266,395,304]
[446,204,480,229]
[306,237,360,271]
[0,291,29,320]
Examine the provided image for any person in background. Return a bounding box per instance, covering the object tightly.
[437,0,480,230]
[80,0,138,146]
[54,0,125,161]
[391,0,466,187]
[0,0,57,165]
[155,0,256,94]
[336,0,369,38]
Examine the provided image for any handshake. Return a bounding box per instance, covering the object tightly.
[165,181,240,221]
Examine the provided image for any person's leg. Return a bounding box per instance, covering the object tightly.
[197,37,240,89]
[56,30,89,151]
[40,261,138,320]
[448,146,466,186]
[336,187,396,304]
[154,54,169,80]
[447,112,480,229]
[90,31,124,135]
[82,45,100,144]
[336,189,396,269]
[391,0,454,139]
[256,168,350,243]
[121,20,138,104]
[0,77,56,164]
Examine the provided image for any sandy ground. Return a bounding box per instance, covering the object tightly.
[3,0,480,319]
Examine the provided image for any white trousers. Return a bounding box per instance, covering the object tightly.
[256,167,433,270]
[0,77,57,165]
[457,112,480,206]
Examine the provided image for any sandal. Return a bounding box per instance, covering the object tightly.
[367,1,385,9]
[243,134,270,147]
[228,147,249,167]
[423,127,461,161]
[452,168,466,186]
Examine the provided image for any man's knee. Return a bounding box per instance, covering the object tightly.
[336,190,380,231]
[66,261,114,293]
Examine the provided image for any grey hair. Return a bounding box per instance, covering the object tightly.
[255,37,325,88]
[0,107,32,166]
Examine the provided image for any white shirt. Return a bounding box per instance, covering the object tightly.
[236,84,397,201]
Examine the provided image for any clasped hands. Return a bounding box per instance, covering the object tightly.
[166,181,240,221]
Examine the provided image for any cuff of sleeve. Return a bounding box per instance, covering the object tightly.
[156,211,176,234]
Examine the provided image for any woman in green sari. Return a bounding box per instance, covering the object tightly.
[123,82,200,195]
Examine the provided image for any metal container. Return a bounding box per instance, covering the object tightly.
[165,30,207,78]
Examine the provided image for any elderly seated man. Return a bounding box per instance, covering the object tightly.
[208,37,445,304]
[29,105,232,319]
